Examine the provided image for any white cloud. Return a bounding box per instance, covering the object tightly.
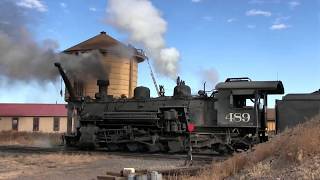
[289,1,300,9]
[89,7,97,12]
[249,0,280,4]
[246,9,272,17]
[202,16,213,22]
[227,18,236,23]
[0,21,10,25]
[191,0,202,3]
[16,0,47,12]
[60,2,67,8]
[274,16,290,24]
[270,23,290,30]
[247,24,256,29]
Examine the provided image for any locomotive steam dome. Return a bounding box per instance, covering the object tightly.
[173,79,191,97]
[134,86,150,99]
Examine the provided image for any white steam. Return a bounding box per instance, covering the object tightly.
[199,68,219,90]
[106,0,180,79]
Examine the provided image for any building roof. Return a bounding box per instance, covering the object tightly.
[0,104,67,117]
[63,31,146,63]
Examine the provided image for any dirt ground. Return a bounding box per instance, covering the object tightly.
[0,132,212,180]
[0,149,189,180]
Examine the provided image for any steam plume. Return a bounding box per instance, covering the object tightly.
[106,0,180,79]
[0,0,106,84]
[199,68,219,90]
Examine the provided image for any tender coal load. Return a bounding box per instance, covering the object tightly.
[134,86,150,99]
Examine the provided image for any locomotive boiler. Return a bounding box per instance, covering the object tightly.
[55,63,284,153]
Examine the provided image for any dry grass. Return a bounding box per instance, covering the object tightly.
[185,115,320,180]
[0,131,62,147]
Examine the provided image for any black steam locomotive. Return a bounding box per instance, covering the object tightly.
[55,63,284,153]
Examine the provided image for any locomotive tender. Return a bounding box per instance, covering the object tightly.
[276,89,320,132]
[55,63,284,153]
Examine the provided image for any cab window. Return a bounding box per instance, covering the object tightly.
[230,95,255,108]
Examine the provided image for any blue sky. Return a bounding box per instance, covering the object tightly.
[0,0,319,106]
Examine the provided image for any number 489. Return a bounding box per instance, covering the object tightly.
[225,113,250,122]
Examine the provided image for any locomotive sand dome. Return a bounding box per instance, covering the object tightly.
[63,31,146,99]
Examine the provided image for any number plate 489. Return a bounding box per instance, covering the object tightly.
[225,113,251,122]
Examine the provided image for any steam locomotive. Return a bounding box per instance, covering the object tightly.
[55,62,287,154]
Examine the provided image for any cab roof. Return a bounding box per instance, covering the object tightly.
[215,80,284,94]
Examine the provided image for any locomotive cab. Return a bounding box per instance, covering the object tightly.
[215,78,284,142]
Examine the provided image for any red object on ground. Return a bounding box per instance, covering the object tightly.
[187,123,195,132]
[0,103,67,117]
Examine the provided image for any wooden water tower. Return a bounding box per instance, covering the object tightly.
[63,31,146,99]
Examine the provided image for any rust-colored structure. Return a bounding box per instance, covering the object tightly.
[63,31,146,99]
[267,108,276,133]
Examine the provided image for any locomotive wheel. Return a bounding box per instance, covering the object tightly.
[168,140,185,153]
[146,143,164,152]
[106,143,120,151]
[159,141,169,152]
[212,143,234,155]
[78,142,96,150]
[232,139,251,152]
[126,143,139,152]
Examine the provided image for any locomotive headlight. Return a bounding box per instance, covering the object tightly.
[248,133,252,138]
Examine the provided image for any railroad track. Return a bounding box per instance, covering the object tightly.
[106,151,226,162]
[0,145,226,162]
[0,145,64,154]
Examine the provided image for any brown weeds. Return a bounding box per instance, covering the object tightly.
[0,131,62,147]
[189,115,320,180]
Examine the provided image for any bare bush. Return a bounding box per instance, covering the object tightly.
[187,115,320,180]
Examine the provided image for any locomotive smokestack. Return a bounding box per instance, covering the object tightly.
[96,80,109,99]
[54,62,76,101]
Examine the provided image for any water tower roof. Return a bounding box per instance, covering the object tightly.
[63,31,146,63]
